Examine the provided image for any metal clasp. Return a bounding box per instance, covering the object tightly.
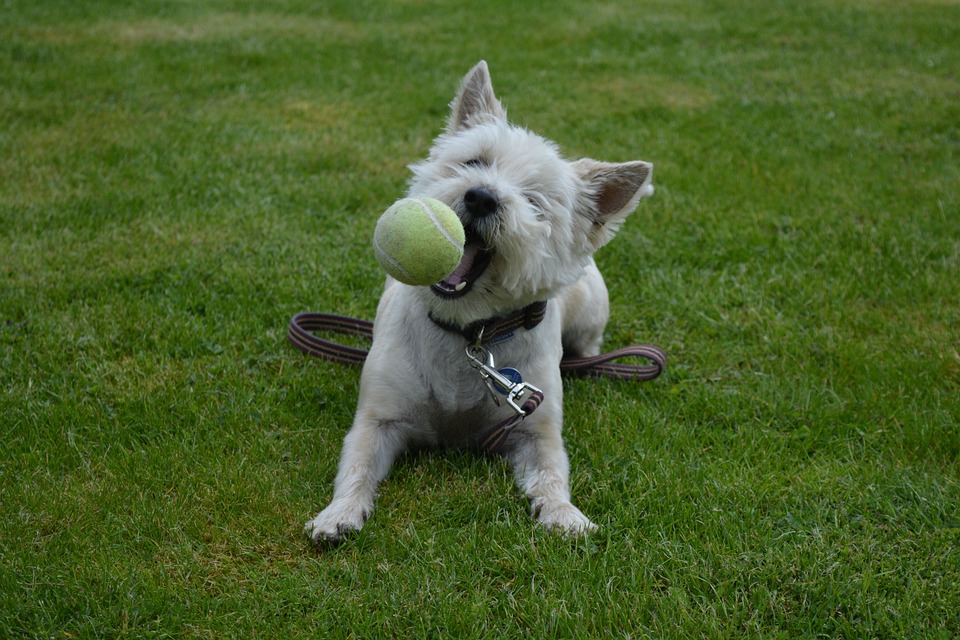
[465,343,542,417]
[466,342,501,406]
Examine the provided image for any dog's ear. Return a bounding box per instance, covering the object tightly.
[447,60,507,132]
[573,159,654,249]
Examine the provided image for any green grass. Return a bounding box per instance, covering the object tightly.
[2,0,958,637]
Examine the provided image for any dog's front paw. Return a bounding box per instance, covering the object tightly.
[535,501,598,536]
[304,500,369,545]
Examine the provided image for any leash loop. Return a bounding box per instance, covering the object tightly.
[559,344,667,382]
[287,312,372,366]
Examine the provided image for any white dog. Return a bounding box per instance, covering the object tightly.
[305,61,654,543]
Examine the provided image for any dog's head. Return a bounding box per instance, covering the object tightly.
[408,61,654,326]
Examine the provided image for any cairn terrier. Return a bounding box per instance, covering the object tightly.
[305,61,654,543]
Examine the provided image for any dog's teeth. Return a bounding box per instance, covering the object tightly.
[455,281,467,292]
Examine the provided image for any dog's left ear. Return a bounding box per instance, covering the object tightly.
[573,159,654,249]
[448,60,507,133]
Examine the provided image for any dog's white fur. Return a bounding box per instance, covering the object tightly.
[305,61,653,543]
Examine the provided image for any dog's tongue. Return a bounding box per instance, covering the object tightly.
[440,242,480,287]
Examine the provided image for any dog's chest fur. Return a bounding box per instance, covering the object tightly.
[363,284,561,448]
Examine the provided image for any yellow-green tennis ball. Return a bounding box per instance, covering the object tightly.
[373,197,466,286]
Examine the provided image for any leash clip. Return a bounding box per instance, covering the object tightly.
[465,344,542,417]
[503,380,541,416]
[466,343,501,406]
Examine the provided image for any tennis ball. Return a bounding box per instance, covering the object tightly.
[373,197,466,286]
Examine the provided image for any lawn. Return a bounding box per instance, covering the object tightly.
[2,0,959,637]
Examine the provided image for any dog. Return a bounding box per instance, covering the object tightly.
[305,60,653,543]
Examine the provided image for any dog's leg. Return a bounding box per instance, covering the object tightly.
[506,413,598,535]
[558,259,610,358]
[304,416,407,544]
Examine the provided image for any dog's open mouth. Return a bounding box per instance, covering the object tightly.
[431,230,493,298]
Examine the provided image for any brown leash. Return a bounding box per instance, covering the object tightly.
[287,311,666,381]
[288,313,372,367]
[288,311,665,453]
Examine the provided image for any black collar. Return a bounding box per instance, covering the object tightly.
[429,301,548,345]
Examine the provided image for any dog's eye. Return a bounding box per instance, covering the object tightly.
[463,158,488,168]
[525,193,545,211]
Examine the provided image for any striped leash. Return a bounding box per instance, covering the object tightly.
[288,311,666,381]
[287,311,666,453]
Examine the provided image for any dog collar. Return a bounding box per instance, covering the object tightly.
[429,301,548,345]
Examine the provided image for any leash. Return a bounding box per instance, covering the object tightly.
[288,311,666,381]
[287,312,372,367]
[287,311,666,453]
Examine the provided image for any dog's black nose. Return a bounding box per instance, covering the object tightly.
[463,188,499,217]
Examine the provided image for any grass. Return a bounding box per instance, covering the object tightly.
[2,0,958,637]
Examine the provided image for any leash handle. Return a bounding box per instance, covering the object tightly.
[287,312,666,381]
[559,344,666,381]
[288,313,373,366]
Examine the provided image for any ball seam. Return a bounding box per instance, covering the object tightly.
[410,197,463,251]
[372,234,413,281]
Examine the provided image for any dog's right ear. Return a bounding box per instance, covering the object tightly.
[447,60,507,133]
[574,159,654,249]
